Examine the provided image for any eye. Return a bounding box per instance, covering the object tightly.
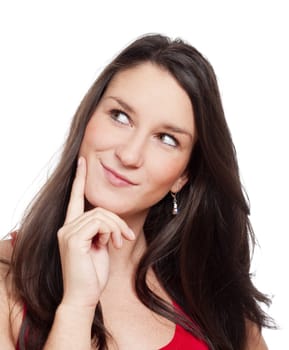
[110,109,131,125]
[159,133,179,147]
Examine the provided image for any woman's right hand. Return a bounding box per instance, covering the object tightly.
[57,157,135,309]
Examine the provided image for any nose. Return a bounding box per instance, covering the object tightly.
[115,133,145,168]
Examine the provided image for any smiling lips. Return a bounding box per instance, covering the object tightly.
[102,164,137,187]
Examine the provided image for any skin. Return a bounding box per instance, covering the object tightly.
[0,62,268,349]
[79,62,195,219]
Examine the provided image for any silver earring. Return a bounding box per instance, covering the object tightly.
[171,192,178,215]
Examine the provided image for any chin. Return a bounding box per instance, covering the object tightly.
[85,194,127,213]
[84,196,148,219]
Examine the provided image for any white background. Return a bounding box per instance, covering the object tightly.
[0,1,288,348]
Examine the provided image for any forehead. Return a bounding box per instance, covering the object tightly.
[102,62,195,131]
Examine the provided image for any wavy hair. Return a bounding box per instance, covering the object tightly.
[7,34,273,349]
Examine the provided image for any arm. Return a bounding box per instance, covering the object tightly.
[43,157,135,349]
[0,242,94,350]
[245,320,268,350]
[0,260,93,350]
[43,304,95,350]
[0,245,16,350]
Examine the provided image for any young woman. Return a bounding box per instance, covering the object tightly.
[0,34,272,349]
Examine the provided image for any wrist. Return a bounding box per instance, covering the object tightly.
[44,303,96,349]
[56,302,96,324]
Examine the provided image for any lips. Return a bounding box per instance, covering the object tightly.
[101,163,137,186]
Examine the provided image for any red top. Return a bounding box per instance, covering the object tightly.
[160,322,208,349]
[158,301,208,350]
[11,233,208,349]
[16,311,208,350]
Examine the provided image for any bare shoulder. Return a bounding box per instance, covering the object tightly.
[245,320,269,350]
[0,238,13,262]
[0,238,13,282]
[0,239,16,349]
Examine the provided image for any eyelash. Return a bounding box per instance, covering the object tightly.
[109,108,179,148]
[158,133,179,147]
[110,109,131,125]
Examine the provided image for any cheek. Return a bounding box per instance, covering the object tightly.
[148,156,187,188]
[80,119,113,153]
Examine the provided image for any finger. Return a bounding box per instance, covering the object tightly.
[60,219,104,252]
[91,207,135,240]
[61,215,120,247]
[65,157,86,224]
[65,207,135,241]
[97,231,113,247]
[72,215,123,249]
[111,230,123,249]
[63,210,120,238]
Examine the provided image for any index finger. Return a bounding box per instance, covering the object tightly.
[65,156,86,224]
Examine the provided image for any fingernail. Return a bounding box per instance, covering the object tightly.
[78,157,83,167]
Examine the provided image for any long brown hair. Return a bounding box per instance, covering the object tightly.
[7,34,273,349]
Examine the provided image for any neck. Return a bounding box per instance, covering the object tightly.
[108,211,148,276]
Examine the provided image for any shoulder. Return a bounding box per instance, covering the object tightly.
[0,239,18,349]
[0,238,13,284]
[245,320,268,350]
[0,238,13,261]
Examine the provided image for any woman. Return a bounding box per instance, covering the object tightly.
[0,34,272,349]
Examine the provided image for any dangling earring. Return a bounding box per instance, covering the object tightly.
[171,192,178,215]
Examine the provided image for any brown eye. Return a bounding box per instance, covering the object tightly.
[159,133,179,147]
[110,109,131,125]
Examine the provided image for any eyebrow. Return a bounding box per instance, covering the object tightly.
[160,124,193,139]
[105,96,136,114]
[105,95,193,140]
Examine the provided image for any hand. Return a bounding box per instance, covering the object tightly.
[57,157,135,308]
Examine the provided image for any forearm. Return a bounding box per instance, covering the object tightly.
[245,320,269,350]
[43,304,95,350]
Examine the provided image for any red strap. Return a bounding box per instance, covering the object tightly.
[10,231,18,246]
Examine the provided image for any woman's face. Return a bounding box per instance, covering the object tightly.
[79,62,196,219]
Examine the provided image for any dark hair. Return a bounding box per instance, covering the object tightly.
[8,33,273,349]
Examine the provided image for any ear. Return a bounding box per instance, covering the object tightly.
[170,172,189,193]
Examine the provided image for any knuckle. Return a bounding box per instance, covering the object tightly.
[93,207,102,215]
[57,227,66,239]
[112,225,121,236]
[66,234,79,249]
[91,217,101,226]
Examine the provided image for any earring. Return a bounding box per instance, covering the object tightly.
[171,192,178,215]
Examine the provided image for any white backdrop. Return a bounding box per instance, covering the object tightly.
[0,1,288,348]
